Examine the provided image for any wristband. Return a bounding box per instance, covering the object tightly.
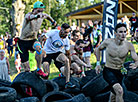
[96,61,100,66]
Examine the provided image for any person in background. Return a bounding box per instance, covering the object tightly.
[83,33,92,70]
[92,24,102,48]
[0,37,5,50]
[6,35,13,59]
[15,53,21,73]
[129,13,138,41]
[0,50,11,82]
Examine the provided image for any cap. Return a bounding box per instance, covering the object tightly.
[33,1,45,9]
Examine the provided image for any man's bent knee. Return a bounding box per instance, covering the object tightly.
[22,61,30,72]
[113,83,123,96]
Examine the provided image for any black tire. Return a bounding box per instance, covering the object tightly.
[85,69,97,77]
[132,78,138,92]
[71,93,90,102]
[0,86,17,102]
[93,91,110,102]
[124,91,138,102]
[80,76,96,88]
[11,72,47,98]
[52,77,80,90]
[63,87,81,95]
[41,91,72,102]
[0,79,11,87]
[82,73,109,97]
[51,94,90,102]
[19,97,40,102]
[43,80,59,93]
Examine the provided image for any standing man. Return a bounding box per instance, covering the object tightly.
[18,1,56,78]
[42,23,75,88]
[94,23,138,102]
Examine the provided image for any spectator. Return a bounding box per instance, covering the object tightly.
[15,53,21,73]
[0,37,5,50]
[6,35,13,59]
[129,13,138,41]
[92,24,102,48]
[0,50,11,82]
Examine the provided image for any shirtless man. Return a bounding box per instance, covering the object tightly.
[18,1,56,78]
[95,23,138,102]
[42,23,75,88]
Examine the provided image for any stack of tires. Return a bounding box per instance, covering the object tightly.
[0,67,137,102]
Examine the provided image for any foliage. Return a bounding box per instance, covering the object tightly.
[0,0,12,35]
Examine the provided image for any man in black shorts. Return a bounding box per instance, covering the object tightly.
[18,1,56,77]
[42,23,75,88]
[94,23,138,102]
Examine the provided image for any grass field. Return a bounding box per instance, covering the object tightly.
[9,35,138,81]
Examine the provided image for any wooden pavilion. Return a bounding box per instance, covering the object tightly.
[65,0,138,26]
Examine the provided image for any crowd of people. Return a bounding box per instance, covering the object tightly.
[0,1,138,102]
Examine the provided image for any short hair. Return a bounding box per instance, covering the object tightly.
[115,23,127,32]
[75,39,84,45]
[61,23,70,30]
[72,30,80,36]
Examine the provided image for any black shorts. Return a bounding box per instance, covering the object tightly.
[42,52,64,71]
[18,39,36,63]
[103,66,123,94]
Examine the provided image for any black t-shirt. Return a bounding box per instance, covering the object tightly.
[6,38,13,47]
[129,17,137,27]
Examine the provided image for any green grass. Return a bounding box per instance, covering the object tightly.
[9,35,138,81]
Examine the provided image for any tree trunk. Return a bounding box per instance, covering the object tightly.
[11,0,25,36]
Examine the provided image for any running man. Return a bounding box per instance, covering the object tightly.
[94,23,138,102]
[42,23,75,88]
[18,1,56,78]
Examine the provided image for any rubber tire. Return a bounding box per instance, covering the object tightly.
[63,87,81,95]
[124,91,138,102]
[41,91,72,102]
[82,73,109,97]
[11,72,47,98]
[80,76,96,88]
[19,97,40,102]
[54,94,90,102]
[93,91,110,102]
[0,86,17,102]
[85,69,97,77]
[132,78,138,92]
[43,80,59,93]
[0,79,11,87]
[52,77,80,90]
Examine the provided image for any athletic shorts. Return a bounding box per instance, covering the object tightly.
[103,66,123,94]
[42,52,64,71]
[18,39,36,63]
[83,51,91,57]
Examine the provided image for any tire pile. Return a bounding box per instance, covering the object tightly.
[0,63,137,102]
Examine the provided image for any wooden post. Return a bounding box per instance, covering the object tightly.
[120,1,122,14]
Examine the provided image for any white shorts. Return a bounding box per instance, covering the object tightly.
[83,51,91,57]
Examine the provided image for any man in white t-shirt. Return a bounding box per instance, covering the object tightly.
[42,23,76,88]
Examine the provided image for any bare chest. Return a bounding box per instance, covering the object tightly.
[107,43,128,58]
